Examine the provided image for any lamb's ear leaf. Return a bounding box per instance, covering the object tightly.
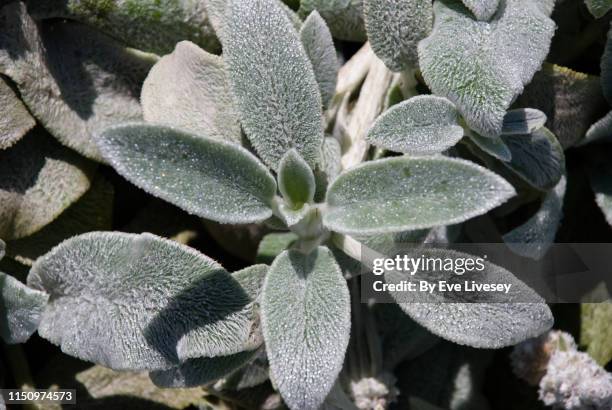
[585,0,612,18]
[298,0,367,42]
[418,0,555,138]
[278,149,316,209]
[300,11,339,109]
[0,240,4,260]
[256,232,299,264]
[500,128,565,191]
[0,76,35,150]
[363,0,432,71]
[96,123,276,224]
[467,132,512,162]
[149,265,268,388]
[314,137,342,202]
[141,41,242,145]
[501,108,547,135]
[324,157,515,235]
[588,161,612,227]
[0,272,48,344]
[366,96,464,155]
[583,111,612,146]
[262,247,350,410]
[461,0,499,20]
[0,4,157,161]
[386,248,553,348]
[24,0,220,54]
[27,232,261,370]
[0,130,94,240]
[503,175,566,260]
[225,0,324,170]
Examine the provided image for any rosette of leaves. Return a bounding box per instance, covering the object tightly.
[0,0,562,408]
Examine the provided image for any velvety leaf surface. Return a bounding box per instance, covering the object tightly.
[262,247,350,410]
[585,0,612,18]
[225,0,324,170]
[0,271,48,344]
[0,76,35,150]
[278,150,316,209]
[502,109,547,135]
[467,132,512,162]
[461,0,499,20]
[96,124,276,224]
[314,137,342,201]
[149,265,268,387]
[0,130,94,240]
[366,96,464,155]
[25,0,220,54]
[363,0,432,71]
[386,249,554,348]
[28,232,262,370]
[584,110,612,146]
[0,4,157,161]
[298,0,367,41]
[588,161,612,226]
[256,232,299,265]
[503,175,566,260]
[581,303,612,366]
[418,0,555,138]
[324,157,516,235]
[300,11,339,109]
[141,41,241,145]
[500,128,565,191]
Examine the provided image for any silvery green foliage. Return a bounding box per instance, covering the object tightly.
[300,11,339,109]
[503,175,566,260]
[24,0,220,55]
[262,247,350,410]
[588,163,612,227]
[96,124,276,224]
[224,0,324,170]
[461,0,499,20]
[418,0,555,138]
[468,132,512,162]
[0,131,94,240]
[141,41,242,145]
[366,96,464,156]
[324,156,516,235]
[0,3,157,161]
[363,0,432,71]
[0,240,48,344]
[298,0,367,42]
[385,249,553,348]
[502,109,548,135]
[0,76,35,150]
[500,128,565,191]
[27,232,261,370]
[584,24,612,145]
[278,150,316,209]
[585,0,612,18]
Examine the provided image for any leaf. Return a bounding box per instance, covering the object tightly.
[588,160,612,227]
[585,0,612,18]
[0,130,94,240]
[149,265,268,387]
[256,232,299,264]
[324,156,515,235]
[0,239,4,260]
[300,11,339,109]
[502,108,547,135]
[262,247,350,410]
[314,137,342,202]
[298,0,367,42]
[6,175,113,265]
[503,175,566,260]
[461,0,499,20]
[584,111,612,146]
[0,4,157,161]
[0,271,48,344]
[366,96,464,155]
[278,150,316,209]
[28,232,265,370]
[516,64,606,149]
[467,132,512,162]
[24,0,220,55]
[141,41,242,145]
[363,0,432,71]
[601,22,612,103]
[581,303,612,366]
[0,75,35,150]
[96,123,276,224]
[224,0,324,170]
[386,248,553,348]
[500,128,565,191]
[418,0,555,138]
